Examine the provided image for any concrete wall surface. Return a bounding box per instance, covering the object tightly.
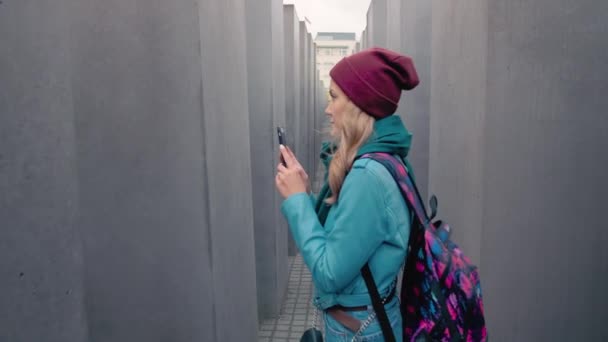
[307,32,315,176]
[481,0,608,339]
[0,0,319,340]
[369,0,388,48]
[246,0,289,321]
[0,1,88,341]
[270,0,290,322]
[283,5,301,256]
[283,6,319,257]
[429,0,608,340]
[298,22,309,175]
[71,0,219,340]
[399,0,432,203]
[363,0,431,201]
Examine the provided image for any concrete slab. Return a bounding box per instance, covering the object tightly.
[246,0,289,321]
[0,1,87,340]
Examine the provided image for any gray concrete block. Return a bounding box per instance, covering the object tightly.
[366,5,373,47]
[429,0,487,266]
[298,23,308,174]
[398,0,432,203]
[1,1,335,341]
[307,32,315,175]
[430,0,608,339]
[246,0,288,321]
[361,0,431,202]
[69,0,218,340]
[271,0,290,320]
[0,2,88,341]
[482,0,608,340]
[386,0,402,51]
[298,22,312,177]
[284,5,301,152]
[283,4,301,256]
[198,0,259,340]
[367,0,388,48]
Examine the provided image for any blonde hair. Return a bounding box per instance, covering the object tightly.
[326,101,375,204]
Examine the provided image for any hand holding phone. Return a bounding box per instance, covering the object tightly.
[275,128,311,196]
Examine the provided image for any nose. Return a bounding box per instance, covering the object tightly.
[325,104,331,115]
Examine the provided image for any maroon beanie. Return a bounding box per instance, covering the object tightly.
[329,47,419,119]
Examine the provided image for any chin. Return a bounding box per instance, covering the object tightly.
[330,127,340,139]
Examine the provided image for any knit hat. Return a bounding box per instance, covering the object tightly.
[329,47,419,119]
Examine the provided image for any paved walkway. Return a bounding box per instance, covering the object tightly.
[258,255,324,342]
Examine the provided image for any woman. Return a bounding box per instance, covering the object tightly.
[276,47,419,341]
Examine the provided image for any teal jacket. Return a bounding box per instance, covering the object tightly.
[281,115,412,309]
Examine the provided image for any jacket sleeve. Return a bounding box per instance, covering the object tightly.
[309,193,317,206]
[281,166,388,293]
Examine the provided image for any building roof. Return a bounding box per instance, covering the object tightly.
[315,32,356,41]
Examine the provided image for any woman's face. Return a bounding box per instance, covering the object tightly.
[325,79,349,137]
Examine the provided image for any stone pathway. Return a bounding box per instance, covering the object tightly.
[258,255,324,342]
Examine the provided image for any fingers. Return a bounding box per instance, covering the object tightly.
[285,146,304,168]
[281,145,306,170]
[285,145,296,160]
[277,153,286,169]
[279,145,295,168]
[277,163,288,173]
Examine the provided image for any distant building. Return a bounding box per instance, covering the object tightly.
[314,32,358,90]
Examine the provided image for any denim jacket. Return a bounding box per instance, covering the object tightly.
[281,157,411,310]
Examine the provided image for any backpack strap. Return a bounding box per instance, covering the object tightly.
[356,152,427,342]
[359,152,432,230]
[361,263,396,342]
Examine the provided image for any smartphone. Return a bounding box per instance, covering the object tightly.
[277,126,287,166]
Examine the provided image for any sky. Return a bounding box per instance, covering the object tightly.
[283,0,371,39]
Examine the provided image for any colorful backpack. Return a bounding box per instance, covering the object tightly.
[360,152,487,342]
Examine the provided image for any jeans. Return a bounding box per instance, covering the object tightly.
[323,296,403,342]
